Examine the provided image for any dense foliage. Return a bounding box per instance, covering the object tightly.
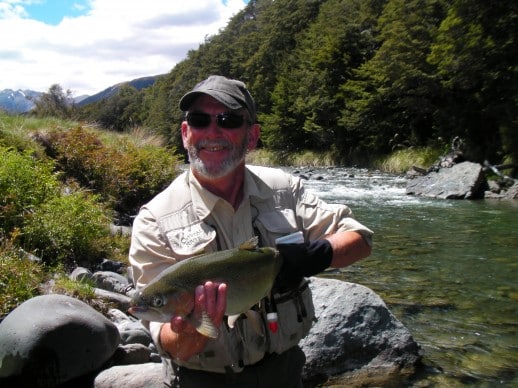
[39,126,180,222]
[70,0,516,168]
[0,114,181,318]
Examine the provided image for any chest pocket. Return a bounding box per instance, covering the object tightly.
[253,209,299,247]
[163,220,216,257]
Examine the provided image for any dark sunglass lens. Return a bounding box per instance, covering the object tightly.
[217,113,244,129]
[187,113,211,128]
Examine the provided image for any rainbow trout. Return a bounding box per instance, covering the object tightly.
[128,237,282,338]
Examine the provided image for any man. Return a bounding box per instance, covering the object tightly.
[129,75,373,387]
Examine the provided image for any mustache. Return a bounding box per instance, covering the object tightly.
[195,138,233,150]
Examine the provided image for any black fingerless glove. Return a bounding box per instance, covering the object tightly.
[276,240,333,285]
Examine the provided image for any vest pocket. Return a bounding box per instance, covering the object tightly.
[253,209,299,246]
[267,281,315,355]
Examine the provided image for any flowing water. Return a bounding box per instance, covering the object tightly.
[289,167,518,386]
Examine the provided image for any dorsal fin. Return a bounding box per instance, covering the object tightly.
[239,236,259,251]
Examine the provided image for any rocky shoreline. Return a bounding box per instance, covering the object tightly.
[0,266,422,387]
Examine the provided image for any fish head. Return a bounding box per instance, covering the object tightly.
[128,284,194,323]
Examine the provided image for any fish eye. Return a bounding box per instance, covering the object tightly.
[152,295,165,308]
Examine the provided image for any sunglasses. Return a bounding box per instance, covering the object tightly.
[186,112,247,129]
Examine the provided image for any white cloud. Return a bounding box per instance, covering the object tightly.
[0,0,248,96]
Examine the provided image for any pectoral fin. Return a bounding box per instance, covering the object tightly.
[190,311,219,339]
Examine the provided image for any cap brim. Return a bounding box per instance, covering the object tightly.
[179,90,243,112]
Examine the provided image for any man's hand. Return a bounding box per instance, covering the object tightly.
[160,281,227,361]
[170,281,227,334]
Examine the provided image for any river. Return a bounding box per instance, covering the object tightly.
[289,167,518,386]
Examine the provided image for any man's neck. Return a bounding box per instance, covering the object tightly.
[192,165,246,210]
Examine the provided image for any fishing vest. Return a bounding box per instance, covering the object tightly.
[147,166,316,374]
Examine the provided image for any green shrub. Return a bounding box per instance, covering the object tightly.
[23,190,111,267]
[118,143,180,217]
[0,238,46,320]
[40,127,180,221]
[0,146,60,233]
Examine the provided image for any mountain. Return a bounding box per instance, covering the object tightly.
[77,75,163,106]
[0,75,163,114]
[0,89,41,114]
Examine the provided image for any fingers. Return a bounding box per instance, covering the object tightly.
[171,281,227,334]
[170,315,186,333]
[201,281,227,322]
[203,281,217,318]
[214,283,227,323]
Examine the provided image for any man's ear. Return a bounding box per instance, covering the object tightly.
[181,121,189,149]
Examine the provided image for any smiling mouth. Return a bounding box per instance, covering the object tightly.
[204,146,226,152]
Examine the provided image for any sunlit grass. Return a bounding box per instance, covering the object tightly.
[247,149,336,167]
[0,236,47,320]
[374,147,444,174]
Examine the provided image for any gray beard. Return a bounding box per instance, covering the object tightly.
[187,136,248,180]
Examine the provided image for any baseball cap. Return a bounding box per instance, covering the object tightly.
[179,75,257,123]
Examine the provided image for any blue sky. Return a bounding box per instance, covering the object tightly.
[23,0,91,25]
[0,0,248,95]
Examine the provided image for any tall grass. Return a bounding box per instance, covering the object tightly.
[0,237,46,321]
[248,147,442,173]
[374,147,444,173]
[247,149,336,167]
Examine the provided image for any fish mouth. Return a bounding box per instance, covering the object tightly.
[127,306,148,316]
[127,306,172,323]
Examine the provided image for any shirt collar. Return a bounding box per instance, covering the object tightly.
[188,166,274,220]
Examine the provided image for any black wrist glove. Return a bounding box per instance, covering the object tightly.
[276,240,333,285]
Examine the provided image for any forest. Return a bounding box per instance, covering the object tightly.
[42,0,517,168]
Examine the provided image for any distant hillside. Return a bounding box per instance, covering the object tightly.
[77,75,163,106]
[0,89,41,114]
[0,75,163,114]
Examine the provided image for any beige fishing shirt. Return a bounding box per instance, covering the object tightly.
[130,165,372,286]
[128,164,373,371]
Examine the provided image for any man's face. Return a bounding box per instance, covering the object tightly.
[181,95,258,180]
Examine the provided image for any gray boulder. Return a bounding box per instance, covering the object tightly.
[110,343,153,365]
[94,288,132,311]
[0,294,120,387]
[107,309,153,347]
[93,271,131,294]
[406,161,488,199]
[301,278,421,383]
[94,362,163,388]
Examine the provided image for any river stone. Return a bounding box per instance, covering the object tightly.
[93,271,131,293]
[0,294,120,387]
[94,362,163,388]
[107,309,153,346]
[301,278,421,382]
[406,161,488,199]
